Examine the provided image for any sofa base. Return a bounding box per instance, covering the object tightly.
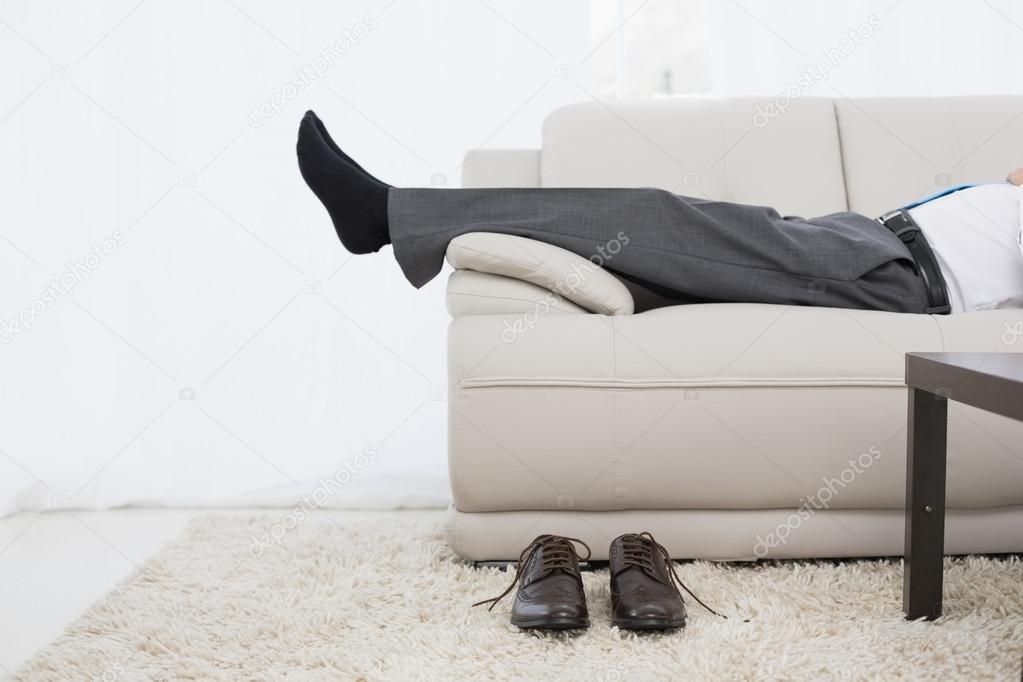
[444,506,1023,561]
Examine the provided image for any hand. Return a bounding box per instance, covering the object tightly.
[1006,167,1023,186]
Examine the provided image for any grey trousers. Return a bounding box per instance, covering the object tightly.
[388,187,930,313]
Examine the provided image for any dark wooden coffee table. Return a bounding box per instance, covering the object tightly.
[903,352,1023,620]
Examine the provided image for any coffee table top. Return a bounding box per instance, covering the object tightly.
[906,352,1023,422]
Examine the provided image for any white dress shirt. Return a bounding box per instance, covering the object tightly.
[908,183,1023,313]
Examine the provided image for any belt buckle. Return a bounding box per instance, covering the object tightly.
[880,210,919,242]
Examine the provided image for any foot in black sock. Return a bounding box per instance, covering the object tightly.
[297,113,392,254]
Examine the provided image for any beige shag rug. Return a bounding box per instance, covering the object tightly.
[14,515,1023,681]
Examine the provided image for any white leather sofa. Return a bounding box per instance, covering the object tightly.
[442,97,1023,561]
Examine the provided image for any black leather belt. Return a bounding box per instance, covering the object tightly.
[877,209,951,314]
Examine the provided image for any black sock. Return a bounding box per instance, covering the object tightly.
[297,113,392,254]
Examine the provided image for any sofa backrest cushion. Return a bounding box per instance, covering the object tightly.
[540,98,848,218]
[836,96,1023,216]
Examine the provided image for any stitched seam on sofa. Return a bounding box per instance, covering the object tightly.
[930,313,947,352]
[608,317,621,510]
[612,384,620,511]
[450,243,618,313]
[447,291,581,311]
[715,101,729,203]
[832,100,853,211]
[608,317,618,379]
[951,103,965,186]
[457,378,906,389]
[459,375,905,383]
[452,322,463,507]
[454,317,464,385]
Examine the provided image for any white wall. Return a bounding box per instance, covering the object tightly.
[703,0,1023,98]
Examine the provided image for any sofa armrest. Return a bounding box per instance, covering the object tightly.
[444,232,635,315]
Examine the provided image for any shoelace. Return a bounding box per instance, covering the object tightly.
[472,534,592,611]
[619,531,730,619]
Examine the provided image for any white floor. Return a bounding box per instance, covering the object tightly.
[0,507,442,675]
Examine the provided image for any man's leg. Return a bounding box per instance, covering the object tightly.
[388,187,930,313]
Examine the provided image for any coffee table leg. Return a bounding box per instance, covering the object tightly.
[904,386,948,620]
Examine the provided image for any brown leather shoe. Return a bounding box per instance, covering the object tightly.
[473,534,591,630]
[610,532,725,630]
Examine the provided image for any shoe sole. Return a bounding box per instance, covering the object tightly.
[612,618,686,631]
[511,617,590,630]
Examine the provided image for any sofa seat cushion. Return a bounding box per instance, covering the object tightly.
[447,304,1023,513]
